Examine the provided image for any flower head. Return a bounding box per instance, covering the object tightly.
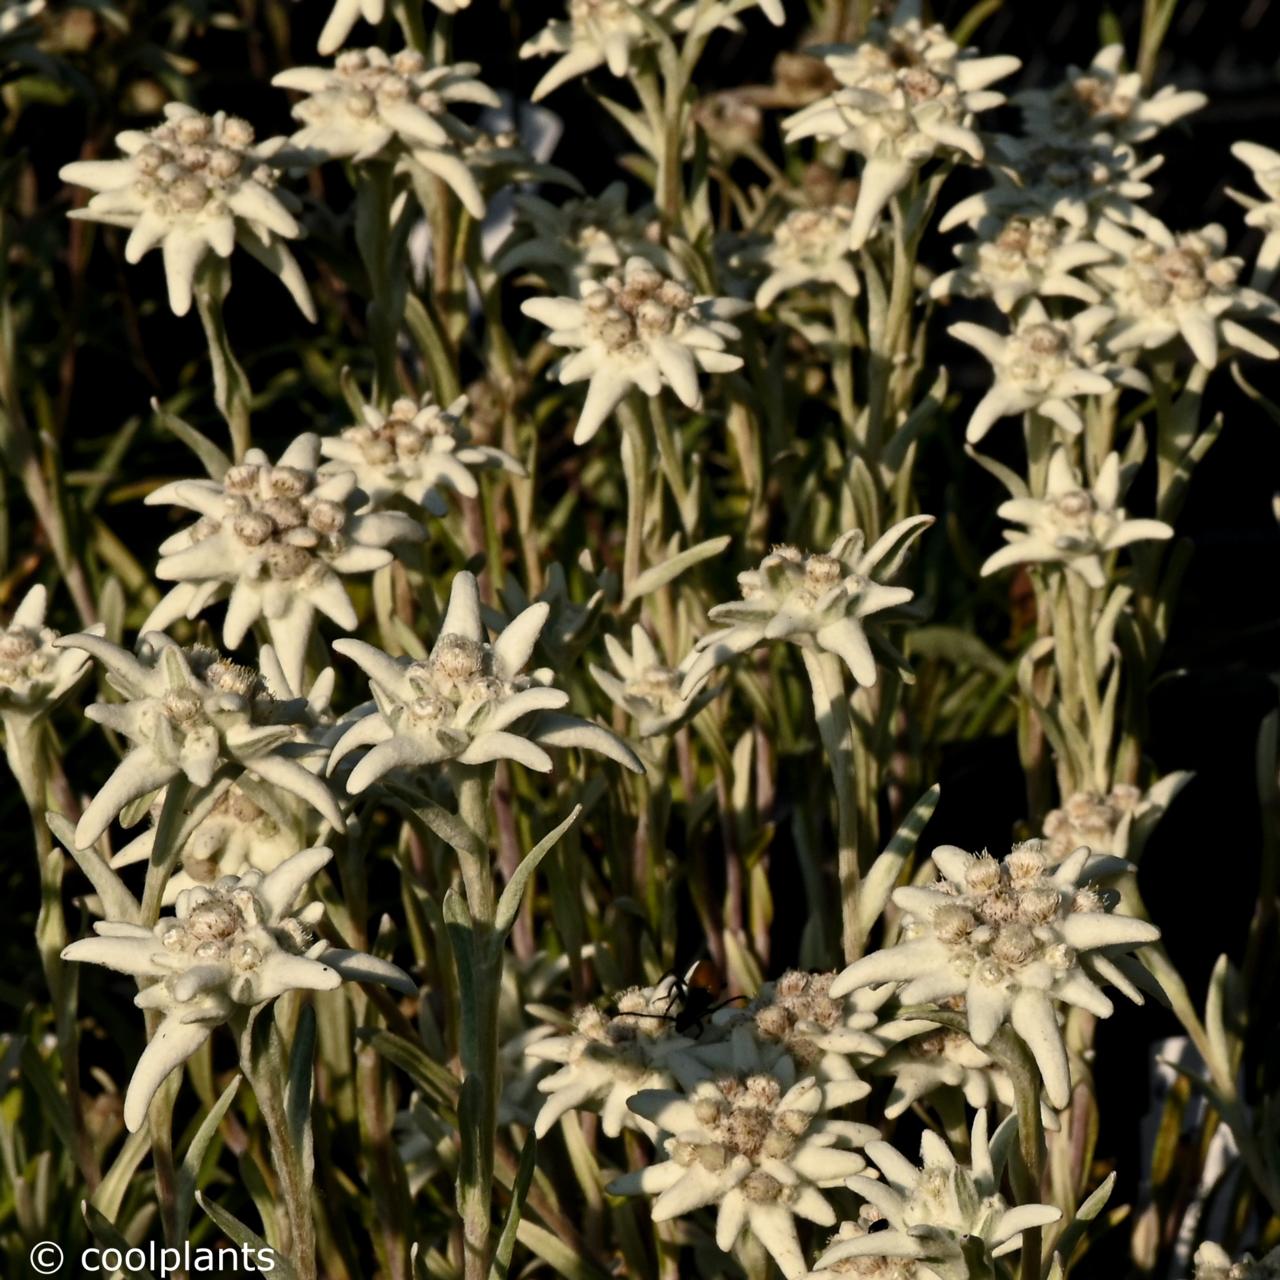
[520,0,783,102]
[319,391,523,516]
[316,0,472,56]
[1016,45,1205,145]
[931,214,1109,313]
[784,14,1019,249]
[1042,774,1188,867]
[274,48,499,217]
[681,518,932,696]
[590,625,706,739]
[980,447,1172,588]
[0,585,95,718]
[940,134,1160,234]
[62,847,414,1129]
[527,975,712,1138]
[808,1109,1060,1280]
[1092,218,1280,368]
[329,570,641,792]
[609,1039,877,1280]
[521,256,746,444]
[143,433,423,691]
[949,300,1124,444]
[57,633,345,847]
[1190,1243,1280,1280]
[496,182,669,290]
[738,204,862,309]
[702,971,888,1108]
[60,104,312,318]
[831,842,1161,1107]
[1229,142,1280,290]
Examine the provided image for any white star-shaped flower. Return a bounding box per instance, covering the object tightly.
[60,104,313,318]
[520,0,783,102]
[941,134,1161,235]
[831,842,1160,1108]
[527,976,712,1139]
[319,390,523,516]
[609,1038,877,1280]
[142,433,423,691]
[1016,45,1205,145]
[56,633,345,847]
[590,624,708,739]
[1092,217,1280,368]
[62,846,414,1130]
[521,256,747,445]
[808,1109,1061,1280]
[1041,774,1188,868]
[737,204,862,308]
[0,584,96,719]
[1229,141,1280,290]
[783,14,1018,249]
[931,214,1110,313]
[328,569,640,792]
[681,518,932,696]
[949,300,1127,444]
[980,447,1172,588]
[274,47,499,218]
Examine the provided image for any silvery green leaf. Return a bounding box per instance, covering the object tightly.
[623,535,730,607]
[82,1202,158,1280]
[494,806,582,942]
[197,1193,297,1280]
[489,1130,538,1280]
[176,1074,242,1234]
[47,810,140,923]
[858,784,940,934]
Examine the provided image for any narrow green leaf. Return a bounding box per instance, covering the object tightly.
[858,785,940,933]
[151,398,232,480]
[488,1131,538,1280]
[494,806,583,940]
[197,1192,297,1280]
[176,1074,241,1234]
[623,536,730,606]
[82,1201,158,1280]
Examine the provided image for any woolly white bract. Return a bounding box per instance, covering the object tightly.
[831,843,1160,1108]
[60,104,313,318]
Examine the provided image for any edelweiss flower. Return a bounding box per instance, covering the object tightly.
[527,976,711,1138]
[831,843,1160,1107]
[319,391,523,516]
[808,1110,1061,1279]
[316,0,472,57]
[940,134,1160,234]
[610,1041,876,1280]
[329,570,640,792]
[930,215,1109,313]
[0,585,95,720]
[0,584,100,805]
[60,104,312,319]
[590,625,706,739]
[273,48,499,217]
[702,971,889,1108]
[496,183,668,290]
[980,448,1173,588]
[1016,45,1205,145]
[871,1012,1026,1120]
[783,19,1018,249]
[57,634,345,847]
[143,433,423,691]
[520,0,783,102]
[737,204,862,308]
[521,256,746,445]
[681,518,932,696]
[1229,142,1280,289]
[62,847,414,1130]
[1091,218,1280,368]
[1190,1243,1280,1280]
[1041,774,1188,867]
[949,301,1122,444]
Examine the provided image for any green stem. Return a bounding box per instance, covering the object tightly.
[194,262,252,460]
[355,162,402,408]
[238,1013,318,1280]
[452,767,500,1280]
[618,399,650,593]
[801,648,864,963]
[140,777,193,927]
[648,396,694,535]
